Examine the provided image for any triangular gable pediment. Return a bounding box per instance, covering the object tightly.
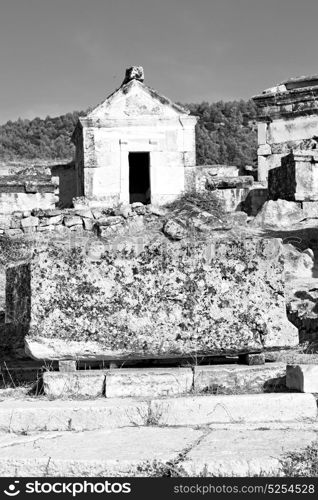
[86,80,189,120]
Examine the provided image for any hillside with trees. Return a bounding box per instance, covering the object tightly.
[0,100,257,167]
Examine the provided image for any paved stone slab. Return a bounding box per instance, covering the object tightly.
[0,393,315,434]
[193,363,286,393]
[183,428,318,476]
[0,427,203,477]
[0,426,317,477]
[286,364,318,393]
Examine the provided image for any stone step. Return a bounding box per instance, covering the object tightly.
[0,425,317,477]
[42,363,287,398]
[0,393,316,434]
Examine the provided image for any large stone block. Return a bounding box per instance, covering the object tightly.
[63,216,83,227]
[213,188,251,212]
[5,237,298,362]
[0,193,57,214]
[20,217,39,229]
[286,364,318,393]
[43,371,105,398]
[193,363,286,394]
[269,152,318,202]
[251,199,304,228]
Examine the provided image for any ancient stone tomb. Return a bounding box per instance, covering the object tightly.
[253,74,318,182]
[72,66,197,207]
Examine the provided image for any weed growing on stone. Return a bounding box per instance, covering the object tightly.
[280,441,318,477]
[130,402,167,427]
[133,459,189,477]
[164,190,225,220]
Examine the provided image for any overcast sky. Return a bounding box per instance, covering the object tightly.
[0,0,318,123]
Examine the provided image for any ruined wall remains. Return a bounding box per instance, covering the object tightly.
[0,166,59,213]
[184,165,268,214]
[0,202,160,238]
[253,75,318,182]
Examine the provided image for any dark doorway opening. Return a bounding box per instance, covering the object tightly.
[129,152,151,204]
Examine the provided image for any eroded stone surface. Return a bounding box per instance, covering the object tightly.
[269,152,318,202]
[193,363,286,394]
[154,393,317,426]
[183,428,318,476]
[43,371,105,398]
[0,425,316,477]
[252,199,305,228]
[0,427,203,477]
[105,367,193,398]
[14,237,298,360]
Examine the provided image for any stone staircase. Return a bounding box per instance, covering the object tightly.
[0,392,316,476]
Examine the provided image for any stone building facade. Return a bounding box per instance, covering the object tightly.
[72,67,197,207]
[253,75,318,182]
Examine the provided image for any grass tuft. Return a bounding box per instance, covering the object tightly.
[164,190,226,220]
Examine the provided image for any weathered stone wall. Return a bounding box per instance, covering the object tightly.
[0,166,59,213]
[0,163,60,214]
[0,203,162,237]
[7,237,298,361]
[253,76,318,182]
